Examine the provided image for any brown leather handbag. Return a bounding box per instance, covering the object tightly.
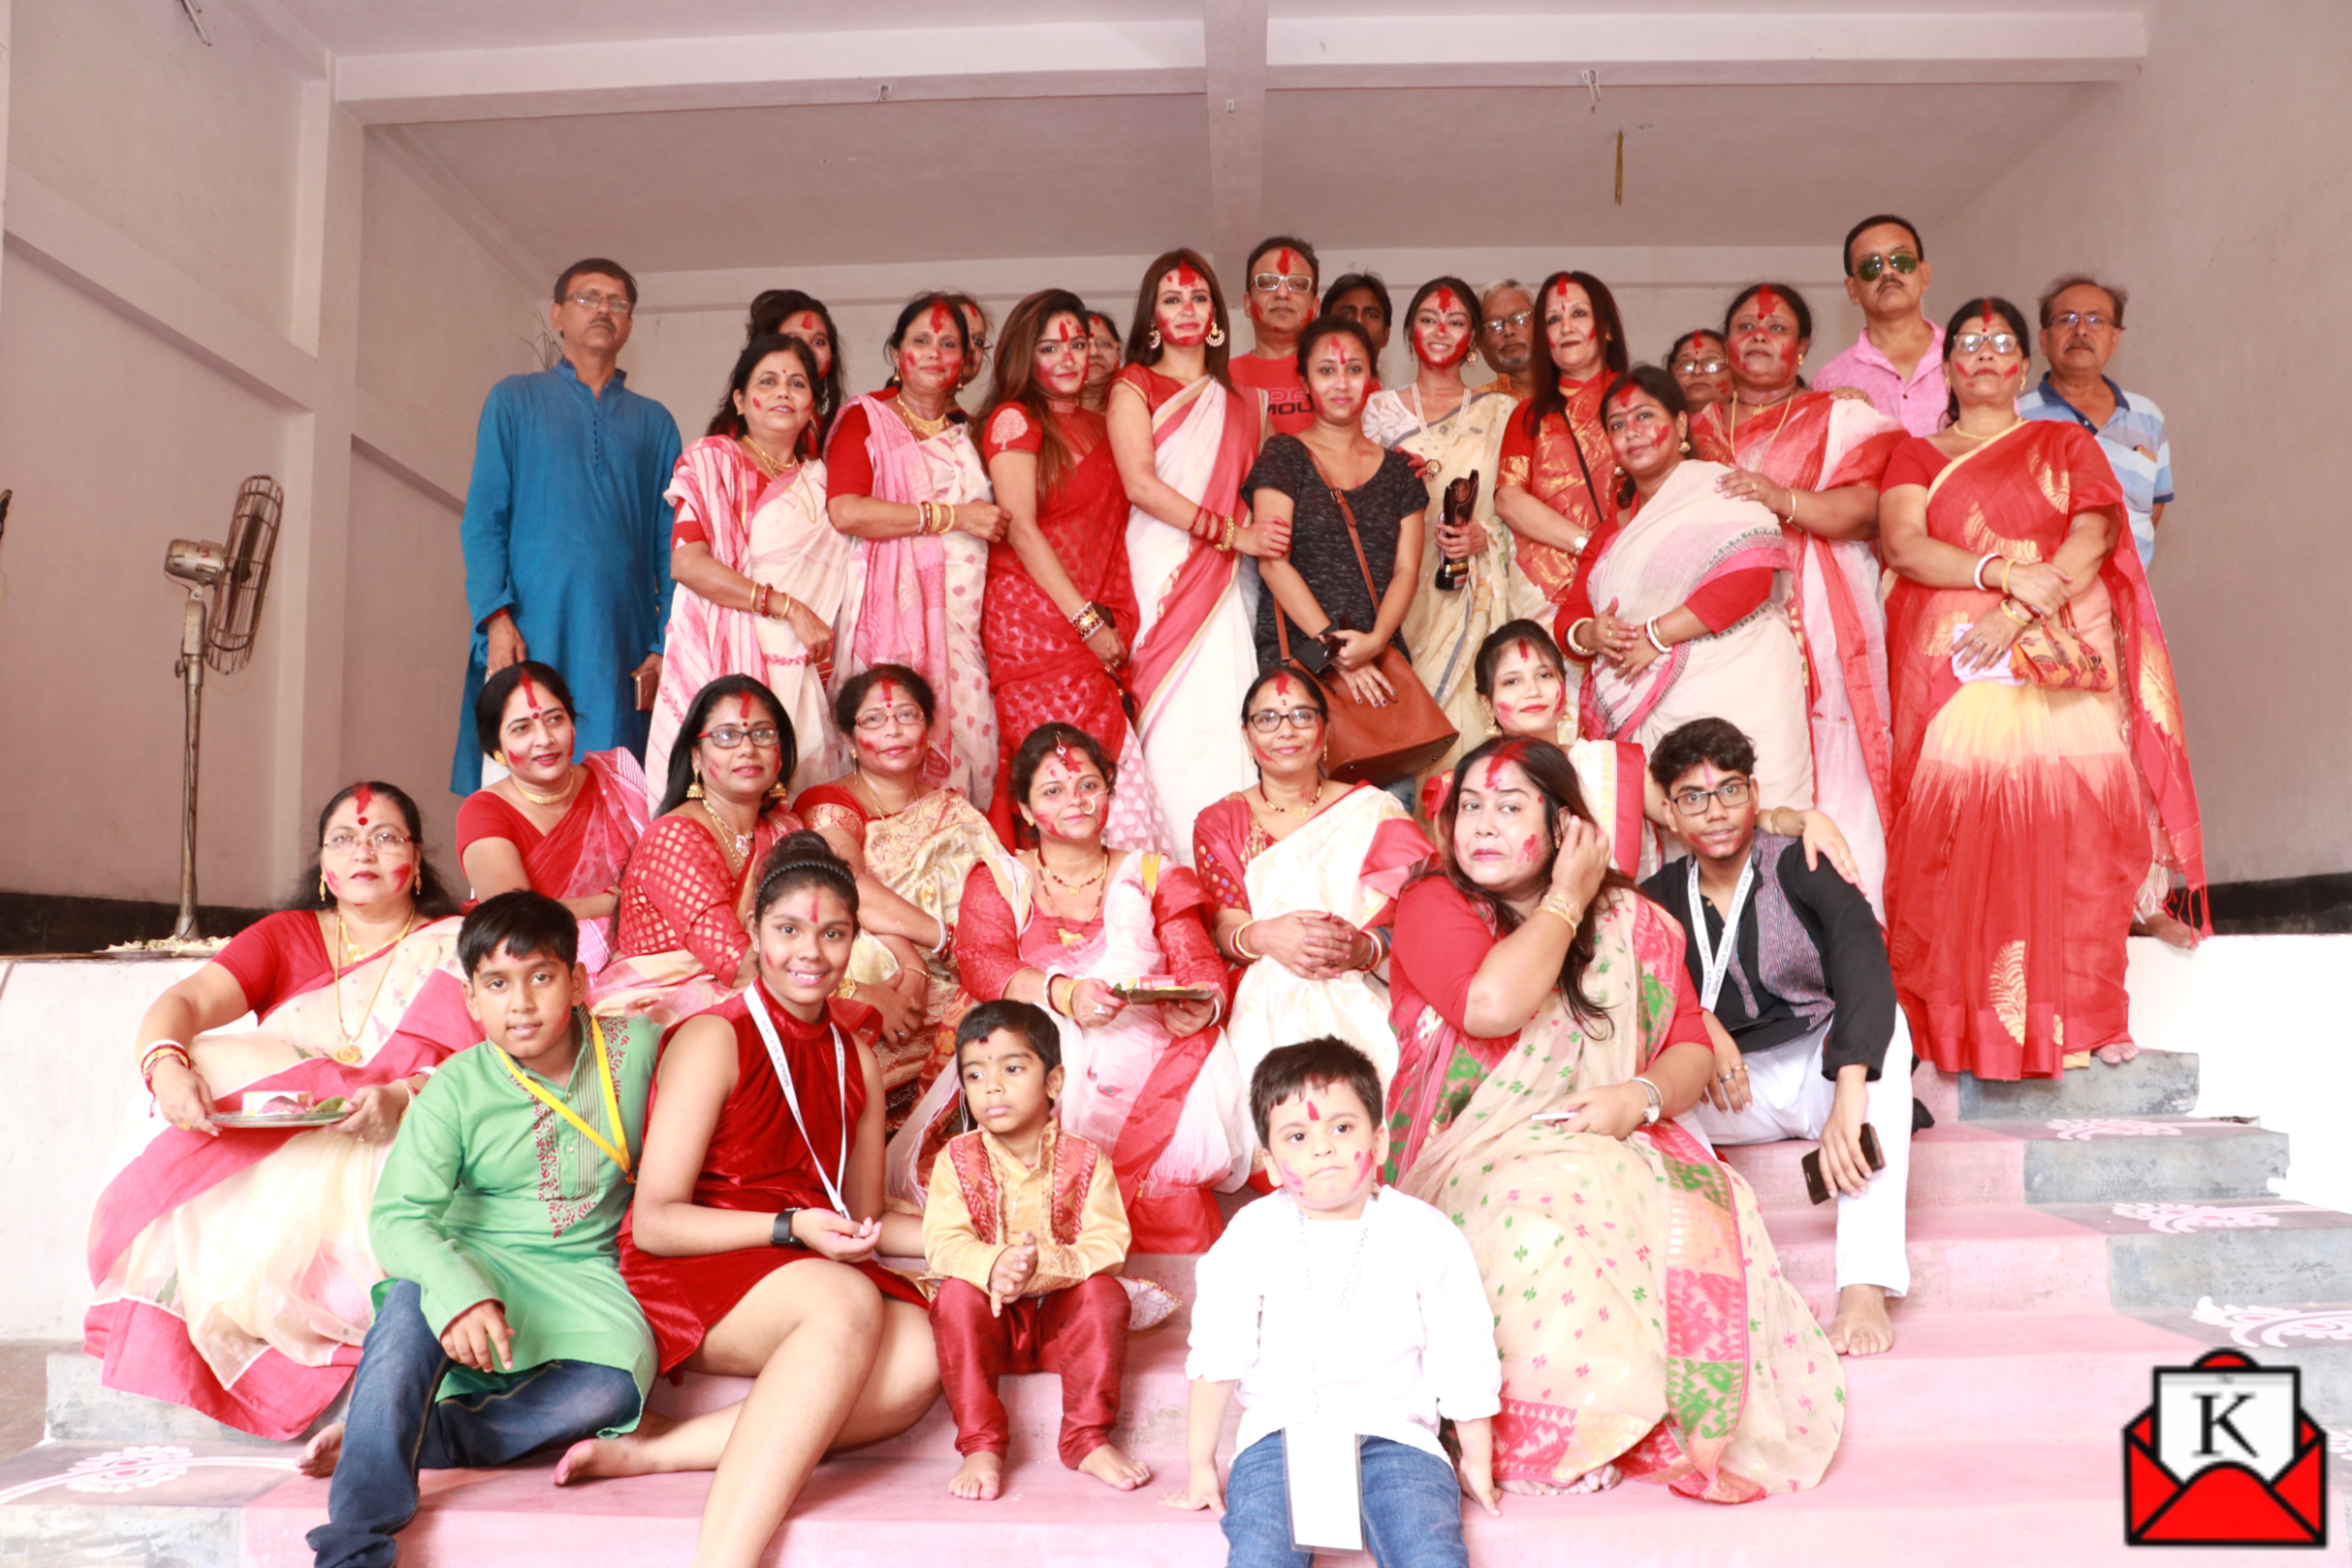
[1272,454,1457,786]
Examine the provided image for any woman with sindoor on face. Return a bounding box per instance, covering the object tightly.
[824,294,1008,803]
[557,835,936,1568]
[1245,315,1427,711]
[1554,367,1815,817]
[457,661,650,972]
[1385,735,1841,1499]
[743,288,847,439]
[648,334,846,799]
[90,782,470,1439]
[1081,310,1123,412]
[1667,328,1733,416]
[1877,298,2205,1081]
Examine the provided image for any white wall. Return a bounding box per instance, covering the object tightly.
[1925,0,2352,885]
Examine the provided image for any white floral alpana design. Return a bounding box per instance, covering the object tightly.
[2048,1118,2185,1140]
[0,1444,295,1507]
[2111,1203,2315,1234]
[2193,1297,2352,1350]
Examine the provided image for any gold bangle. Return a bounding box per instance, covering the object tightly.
[1563,617,1597,659]
[1537,891,1583,930]
[1999,559,2015,596]
[1230,922,1262,963]
[1999,597,2034,626]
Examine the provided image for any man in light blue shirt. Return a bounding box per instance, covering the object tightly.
[2017,276,2173,572]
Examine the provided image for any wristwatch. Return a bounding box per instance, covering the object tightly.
[773,1209,804,1248]
[1630,1076,1664,1127]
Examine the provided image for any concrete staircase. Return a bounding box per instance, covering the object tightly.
[6,1049,2348,1565]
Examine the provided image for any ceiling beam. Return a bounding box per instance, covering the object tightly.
[1202,0,1269,287]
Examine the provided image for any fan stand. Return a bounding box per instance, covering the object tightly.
[172,587,208,941]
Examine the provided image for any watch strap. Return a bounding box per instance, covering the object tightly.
[773,1209,802,1248]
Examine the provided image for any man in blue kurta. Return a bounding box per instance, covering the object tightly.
[452,258,682,793]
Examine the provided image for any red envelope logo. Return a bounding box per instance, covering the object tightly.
[2124,1348,2327,1546]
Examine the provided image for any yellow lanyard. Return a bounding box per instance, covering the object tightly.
[493,1015,632,1183]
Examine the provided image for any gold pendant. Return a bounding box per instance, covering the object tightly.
[332,1045,363,1065]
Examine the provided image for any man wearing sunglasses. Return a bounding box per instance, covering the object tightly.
[1815,214,1948,435]
[1227,234,1321,436]
[2017,276,2172,571]
[454,257,682,795]
[1637,717,1913,1359]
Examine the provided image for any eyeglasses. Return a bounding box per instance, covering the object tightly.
[1853,252,1920,283]
[565,291,633,317]
[1482,311,1533,335]
[2049,311,2118,332]
[699,724,781,750]
[1246,707,1323,734]
[1673,358,1730,376]
[1954,332,2021,356]
[1250,274,1316,295]
[854,706,928,732]
[1669,779,1751,815]
[323,828,413,855]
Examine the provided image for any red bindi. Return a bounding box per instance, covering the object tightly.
[1752,285,1784,330]
[1305,1100,1320,1121]
[351,782,371,828]
[926,304,957,338]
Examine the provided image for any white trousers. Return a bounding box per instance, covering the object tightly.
[1686,1011,1914,1296]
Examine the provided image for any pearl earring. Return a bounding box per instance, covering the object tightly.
[1148,327,1162,350]
[1207,323,1226,348]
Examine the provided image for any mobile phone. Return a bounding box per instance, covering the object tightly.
[1801,1123,1885,1204]
[634,666,659,712]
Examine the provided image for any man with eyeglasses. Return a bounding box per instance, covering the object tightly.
[454,258,682,795]
[1815,214,1947,435]
[2017,276,2172,570]
[1637,717,1912,1359]
[1470,278,1537,401]
[1227,235,1321,436]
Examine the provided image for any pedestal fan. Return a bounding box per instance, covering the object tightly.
[161,476,283,940]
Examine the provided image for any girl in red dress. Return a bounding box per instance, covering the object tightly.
[561,832,936,1568]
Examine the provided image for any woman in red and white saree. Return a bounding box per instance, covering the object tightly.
[1707,284,1906,911]
[1193,669,1432,1102]
[649,334,847,798]
[1559,369,1815,815]
[1880,300,2205,1081]
[90,783,473,1439]
[458,661,649,972]
[1105,249,1290,864]
[825,294,1007,802]
[978,288,1161,848]
[1493,272,1631,636]
[1387,737,1842,1500]
[897,724,1245,1253]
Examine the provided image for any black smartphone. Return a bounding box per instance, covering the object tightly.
[1801,1123,1885,1205]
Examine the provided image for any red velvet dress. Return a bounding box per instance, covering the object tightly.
[978,403,1140,843]
[619,987,923,1373]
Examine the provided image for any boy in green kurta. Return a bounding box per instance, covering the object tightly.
[305,891,657,1568]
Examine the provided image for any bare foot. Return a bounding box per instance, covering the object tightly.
[1825,1284,1896,1357]
[554,1410,674,1488]
[2094,1039,2141,1067]
[297,1422,343,1479]
[1500,1465,1618,1497]
[2132,913,2201,952]
[1078,1443,1152,1491]
[949,1451,1003,1502]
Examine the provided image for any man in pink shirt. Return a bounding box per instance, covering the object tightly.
[1813,214,1947,436]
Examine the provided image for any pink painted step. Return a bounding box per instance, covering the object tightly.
[1768,1203,2111,1317]
[1717,1122,2023,1214]
[237,1433,2291,1568]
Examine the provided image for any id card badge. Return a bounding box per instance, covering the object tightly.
[1284,1419,1363,1553]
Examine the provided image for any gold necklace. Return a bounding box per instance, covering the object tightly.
[1255,779,1329,818]
[1952,414,2026,445]
[699,800,753,876]
[1040,849,1111,892]
[1726,385,1799,452]
[331,909,417,1054]
[740,435,800,479]
[513,768,579,807]
[893,394,952,439]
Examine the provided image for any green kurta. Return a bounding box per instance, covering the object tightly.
[368,1011,657,1430]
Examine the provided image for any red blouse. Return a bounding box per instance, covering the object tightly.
[953,856,1227,1002]
[612,812,802,982]
[976,403,1140,674]
[212,910,338,1017]
[1189,789,1433,921]
[820,402,881,500]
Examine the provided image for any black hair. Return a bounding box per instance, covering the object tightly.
[1473,620,1566,700]
[744,289,846,426]
[1841,215,1924,278]
[654,676,795,817]
[2037,274,2128,330]
[1085,309,1123,346]
[1241,664,1329,724]
[1249,1036,1383,1147]
[1294,314,1379,384]
[832,662,936,737]
[750,829,860,926]
[1648,717,1758,791]
[1321,272,1392,328]
[555,258,638,308]
[955,998,1062,1077]
[1423,735,1636,1032]
[1519,270,1633,446]
[473,661,575,762]
[1245,235,1321,288]
[704,333,824,453]
[1599,364,1692,507]
[289,781,463,918]
[1124,248,1234,388]
[1724,282,1813,343]
[880,292,971,390]
[1402,275,1483,353]
[1940,296,2034,426]
[1009,722,1117,811]
[458,889,579,978]
[1668,328,1726,367]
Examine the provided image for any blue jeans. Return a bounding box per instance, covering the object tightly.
[1221,1430,1470,1568]
[308,1280,640,1568]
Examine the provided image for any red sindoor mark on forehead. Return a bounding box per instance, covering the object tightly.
[1429,287,1462,318]
[874,679,901,712]
[1169,261,1207,292]
[351,782,372,828]
[1274,673,1298,702]
[518,671,541,714]
[1050,315,1084,344]
[1305,1099,1320,1120]
[926,303,959,338]
[1481,755,1511,791]
[1273,249,1301,278]
[1515,637,1535,666]
[1751,285,1785,330]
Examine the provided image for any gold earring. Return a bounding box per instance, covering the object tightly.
[686,766,705,800]
[1679,438,1692,454]
[318,872,328,902]
[1147,327,1162,350]
[1207,323,1226,347]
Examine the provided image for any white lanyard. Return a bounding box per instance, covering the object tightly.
[745,987,849,1216]
[1686,855,1758,1013]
